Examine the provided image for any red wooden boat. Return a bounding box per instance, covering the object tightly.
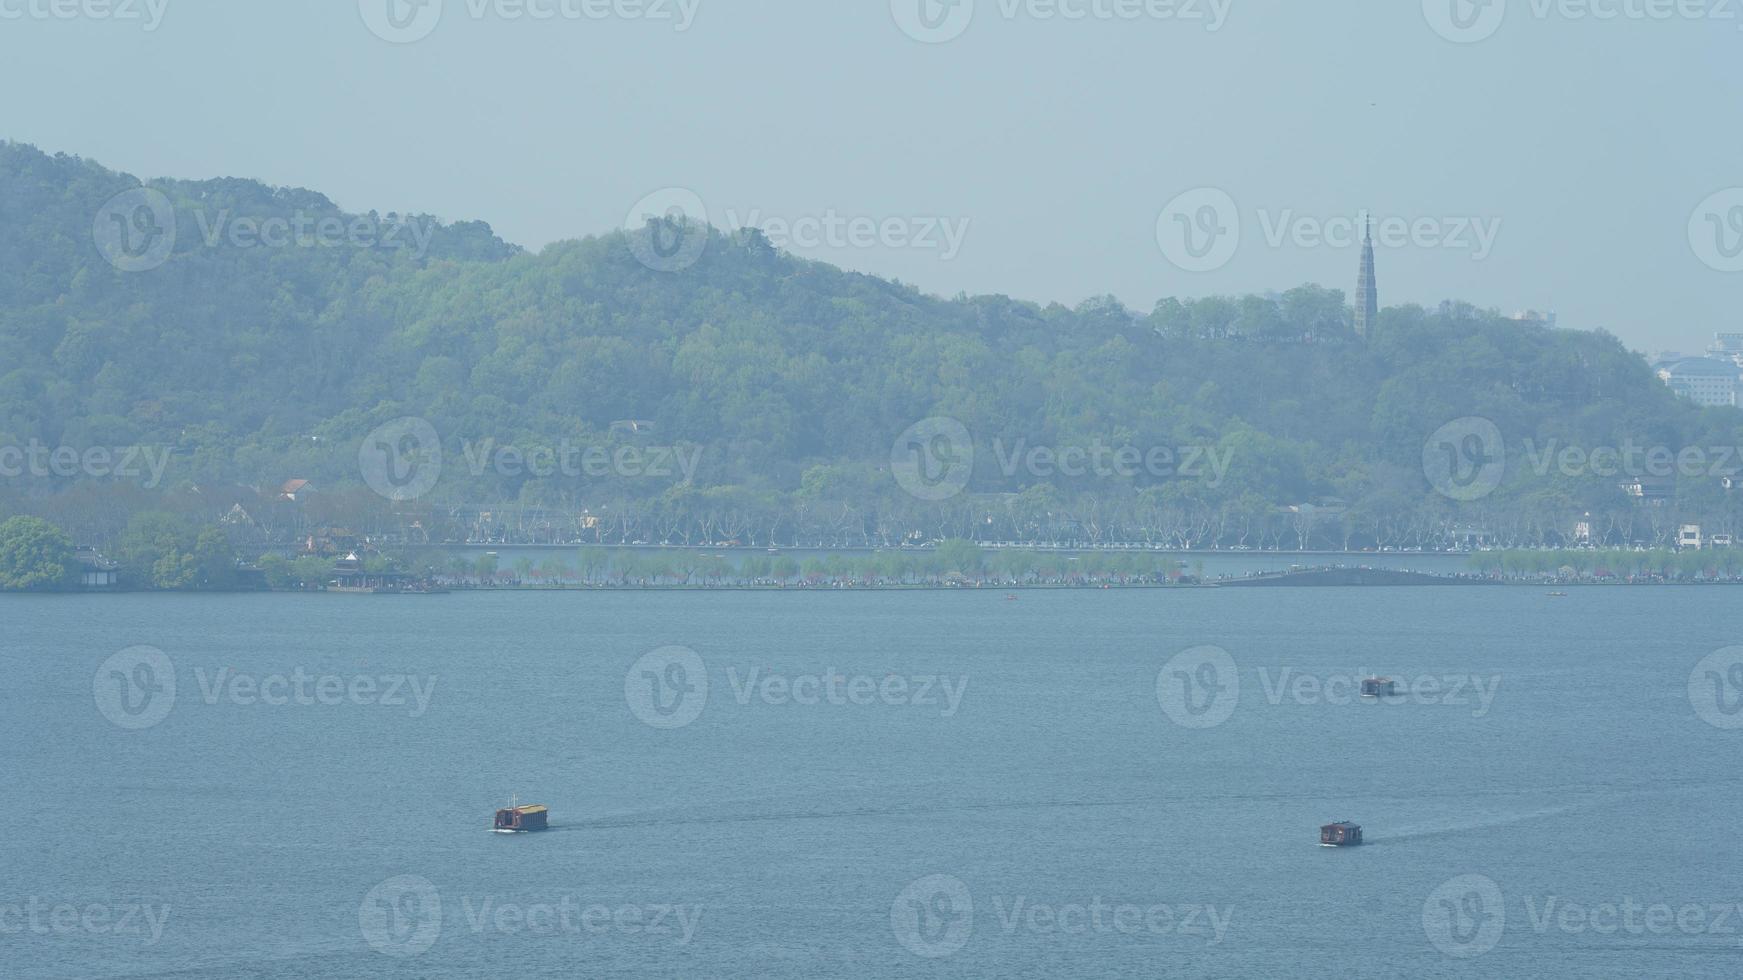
[493,795,549,833]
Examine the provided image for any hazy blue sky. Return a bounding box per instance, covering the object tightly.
[1,0,1736,351]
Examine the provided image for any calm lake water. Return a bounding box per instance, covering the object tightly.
[5,588,1742,978]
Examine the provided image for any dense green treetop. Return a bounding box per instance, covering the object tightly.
[0,515,76,590]
[2,140,1738,551]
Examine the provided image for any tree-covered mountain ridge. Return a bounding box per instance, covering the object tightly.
[2,140,1739,552]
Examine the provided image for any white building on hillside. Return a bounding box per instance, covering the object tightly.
[1658,357,1739,407]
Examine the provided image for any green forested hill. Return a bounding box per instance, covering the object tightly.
[1,140,1738,552]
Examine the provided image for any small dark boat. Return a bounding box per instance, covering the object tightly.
[493,796,548,833]
[1359,677,1396,698]
[1320,821,1363,847]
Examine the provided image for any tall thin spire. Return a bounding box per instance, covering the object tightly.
[1354,212,1377,339]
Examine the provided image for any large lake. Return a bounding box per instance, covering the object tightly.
[5,588,1741,978]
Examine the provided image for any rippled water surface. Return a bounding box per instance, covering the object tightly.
[4,587,1741,978]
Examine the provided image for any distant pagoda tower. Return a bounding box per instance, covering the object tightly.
[1354,213,1377,339]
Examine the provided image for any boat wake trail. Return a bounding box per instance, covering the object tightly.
[560,795,1165,833]
[1365,804,1575,845]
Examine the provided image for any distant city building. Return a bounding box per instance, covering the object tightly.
[1679,524,1704,550]
[1708,332,1743,367]
[1657,357,1739,407]
[1353,214,1377,338]
[1509,310,1558,328]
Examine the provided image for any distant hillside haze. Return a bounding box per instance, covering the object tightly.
[1,140,1739,552]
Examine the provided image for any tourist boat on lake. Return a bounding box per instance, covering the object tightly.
[1320,822,1363,847]
[493,796,549,833]
[1359,677,1396,698]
